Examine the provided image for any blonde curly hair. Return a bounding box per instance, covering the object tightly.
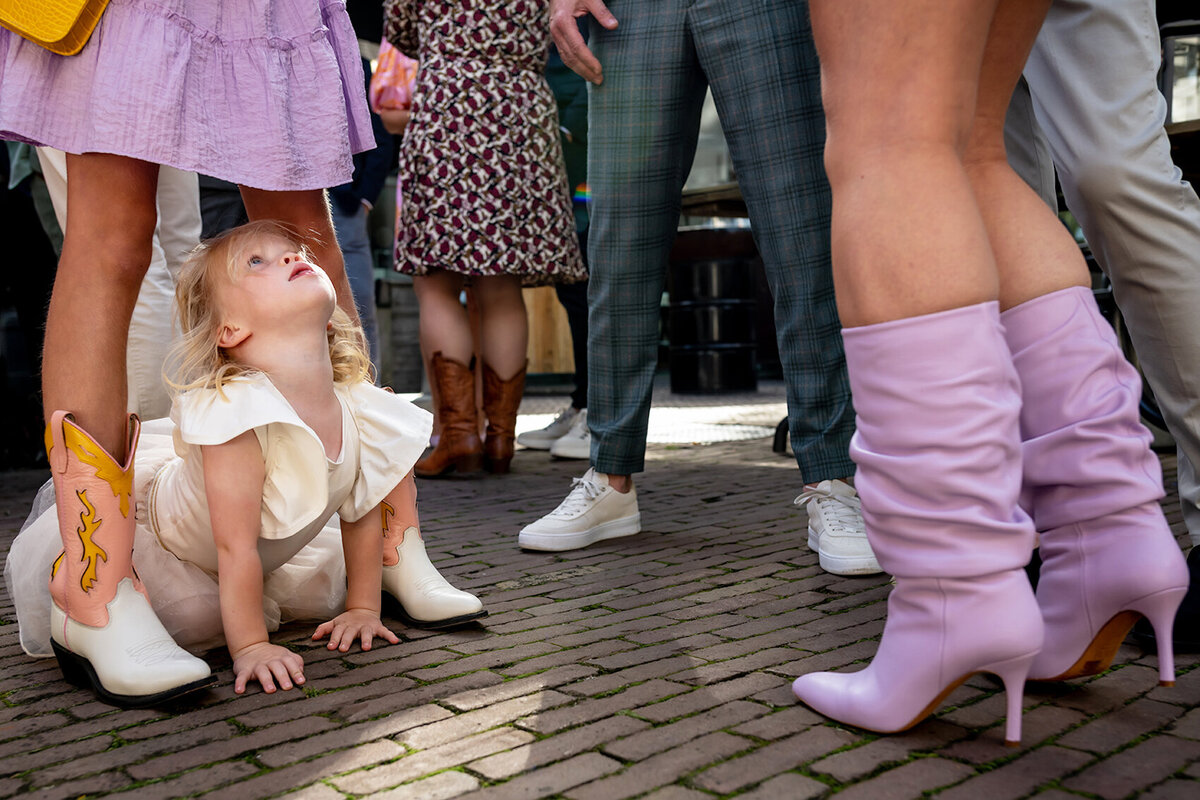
[168,220,372,393]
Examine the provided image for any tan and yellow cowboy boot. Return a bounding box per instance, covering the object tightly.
[47,411,213,707]
[379,473,486,628]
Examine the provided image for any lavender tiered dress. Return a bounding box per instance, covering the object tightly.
[0,0,372,190]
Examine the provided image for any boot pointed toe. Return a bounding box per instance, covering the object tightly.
[791,672,856,724]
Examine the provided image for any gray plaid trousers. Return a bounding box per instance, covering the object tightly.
[586,0,855,481]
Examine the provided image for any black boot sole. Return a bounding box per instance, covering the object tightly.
[52,640,216,708]
[382,591,489,630]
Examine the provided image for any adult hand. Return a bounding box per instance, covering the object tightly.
[380,107,411,136]
[550,0,618,85]
[230,641,306,695]
[313,608,400,653]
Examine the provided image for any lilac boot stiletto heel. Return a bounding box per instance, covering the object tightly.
[1003,288,1188,685]
[791,303,1043,745]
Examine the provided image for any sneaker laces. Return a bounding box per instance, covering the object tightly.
[794,483,862,532]
[550,471,606,518]
[564,410,589,441]
[549,406,576,427]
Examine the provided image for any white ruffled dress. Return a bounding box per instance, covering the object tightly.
[4,374,432,655]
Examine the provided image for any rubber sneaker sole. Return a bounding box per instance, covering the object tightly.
[807,528,884,576]
[550,438,590,460]
[516,434,557,450]
[519,514,642,552]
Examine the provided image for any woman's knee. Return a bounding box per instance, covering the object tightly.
[413,270,465,304]
[61,216,156,291]
[822,126,968,191]
[471,278,526,321]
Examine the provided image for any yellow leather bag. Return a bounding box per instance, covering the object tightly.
[0,0,111,55]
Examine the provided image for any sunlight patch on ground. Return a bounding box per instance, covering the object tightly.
[516,402,784,445]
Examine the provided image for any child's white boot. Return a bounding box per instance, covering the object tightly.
[380,474,486,628]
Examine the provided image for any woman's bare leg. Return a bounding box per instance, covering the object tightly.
[791,0,1051,744]
[471,274,528,379]
[472,274,527,472]
[411,269,486,475]
[40,153,213,704]
[809,0,1000,326]
[413,269,473,364]
[964,0,1087,305]
[43,154,159,456]
[971,1,1189,687]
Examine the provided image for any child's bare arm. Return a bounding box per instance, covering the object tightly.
[342,510,385,615]
[312,510,399,652]
[203,432,305,693]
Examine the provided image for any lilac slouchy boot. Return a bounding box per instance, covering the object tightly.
[1003,286,1188,684]
[792,302,1043,745]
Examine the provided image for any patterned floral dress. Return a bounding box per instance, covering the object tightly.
[384,0,586,285]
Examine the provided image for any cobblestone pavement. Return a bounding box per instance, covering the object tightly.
[1,391,1197,799]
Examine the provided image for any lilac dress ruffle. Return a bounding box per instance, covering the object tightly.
[0,0,372,191]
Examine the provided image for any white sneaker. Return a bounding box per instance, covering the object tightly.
[794,479,882,576]
[519,467,641,551]
[517,406,581,450]
[549,409,590,460]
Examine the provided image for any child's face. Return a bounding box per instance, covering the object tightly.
[217,234,336,335]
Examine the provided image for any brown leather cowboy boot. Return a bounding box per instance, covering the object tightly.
[46,411,212,707]
[481,360,526,474]
[415,352,484,477]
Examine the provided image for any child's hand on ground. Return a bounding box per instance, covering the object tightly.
[230,641,305,694]
[313,608,400,652]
